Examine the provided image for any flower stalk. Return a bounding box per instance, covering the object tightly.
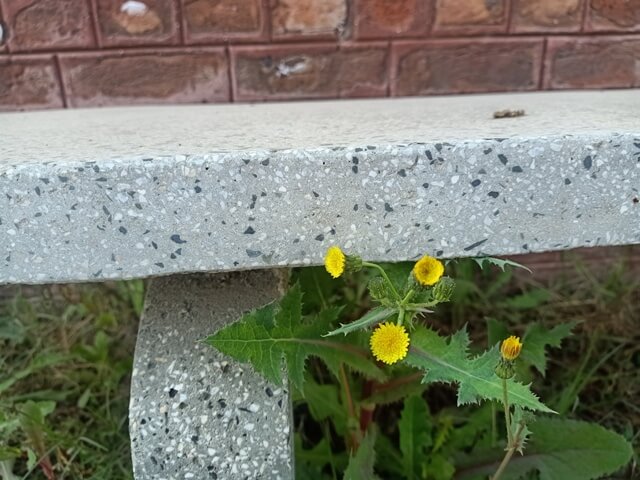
[492,335,524,480]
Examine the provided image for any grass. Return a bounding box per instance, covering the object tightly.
[0,250,638,478]
[0,282,143,479]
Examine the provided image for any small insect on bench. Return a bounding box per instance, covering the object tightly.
[1,90,639,479]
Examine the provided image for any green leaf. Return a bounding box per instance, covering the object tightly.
[18,400,56,440]
[405,327,553,413]
[365,371,427,406]
[455,418,633,480]
[206,284,385,392]
[323,306,397,337]
[0,446,21,462]
[0,315,25,343]
[321,330,388,384]
[294,266,342,313]
[295,435,347,479]
[510,407,533,455]
[498,288,550,310]
[77,387,92,409]
[344,430,379,480]
[26,449,37,471]
[399,395,432,480]
[471,257,531,273]
[0,353,68,395]
[375,433,404,478]
[302,378,348,435]
[424,454,455,480]
[379,262,414,291]
[521,321,578,375]
[486,318,509,348]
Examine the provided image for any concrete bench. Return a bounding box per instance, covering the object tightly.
[1,90,639,479]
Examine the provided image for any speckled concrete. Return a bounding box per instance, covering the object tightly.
[1,91,639,284]
[129,270,292,480]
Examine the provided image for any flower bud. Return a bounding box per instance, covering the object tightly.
[368,277,387,300]
[495,358,515,379]
[500,336,523,361]
[432,277,455,302]
[345,254,363,274]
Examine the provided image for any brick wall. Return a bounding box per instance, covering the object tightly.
[0,0,639,110]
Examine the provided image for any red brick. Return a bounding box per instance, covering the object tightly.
[1,0,95,51]
[353,0,430,39]
[587,0,640,31]
[271,0,347,39]
[545,36,640,89]
[433,0,508,35]
[392,39,543,96]
[0,55,63,111]
[512,0,584,32]
[95,0,179,46]
[59,49,229,107]
[232,43,388,101]
[182,0,266,43]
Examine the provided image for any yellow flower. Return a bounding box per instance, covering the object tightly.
[324,246,346,278]
[500,336,522,361]
[370,323,410,365]
[413,255,444,286]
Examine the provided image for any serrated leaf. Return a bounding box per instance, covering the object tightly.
[405,327,553,413]
[455,418,633,480]
[321,331,388,383]
[365,371,426,406]
[18,400,56,441]
[294,266,343,313]
[521,321,577,375]
[302,378,348,435]
[444,404,493,453]
[323,306,397,337]
[375,433,404,478]
[399,395,432,480]
[206,284,386,392]
[295,435,348,477]
[510,407,532,455]
[472,257,531,273]
[344,429,379,480]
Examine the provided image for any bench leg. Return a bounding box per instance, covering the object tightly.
[129,271,293,479]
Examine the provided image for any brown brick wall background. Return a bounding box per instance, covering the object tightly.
[0,0,639,110]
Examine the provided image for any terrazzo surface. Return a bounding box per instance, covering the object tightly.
[1,91,639,284]
[129,270,292,480]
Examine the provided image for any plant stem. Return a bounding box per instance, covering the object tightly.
[406,300,438,309]
[359,380,375,434]
[491,445,516,480]
[502,378,512,445]
[369,372,423,397]
[397,308,405,326]
[492,423,525,480]
[362,262,401,300]
[401,289,414,306]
